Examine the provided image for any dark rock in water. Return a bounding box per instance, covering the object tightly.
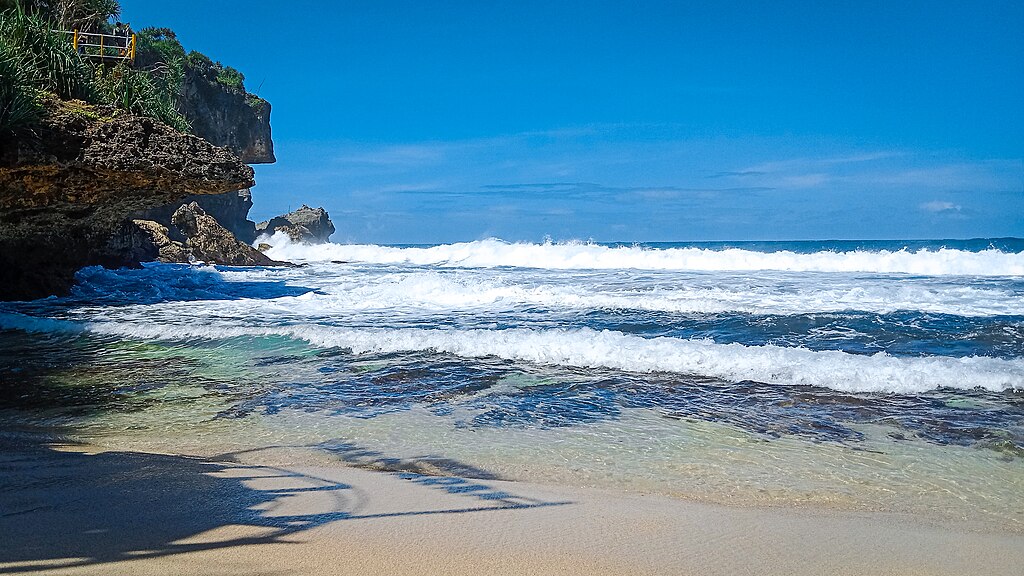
[0,98,254,301]
[180,65,275,164]
[256,205,335,244]
[171,202,283,266]
[137,189,258,245]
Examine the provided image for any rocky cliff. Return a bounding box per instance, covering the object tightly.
[136,61,275,244]
[182,64,275,165]
[0,98,254,300]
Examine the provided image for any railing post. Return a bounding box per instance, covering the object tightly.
[99,33,104,58]
[130,33,136,62]
[73,29,78,50]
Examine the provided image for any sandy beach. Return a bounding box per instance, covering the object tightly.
[2,1,1022,574]
[2,431,1021,576]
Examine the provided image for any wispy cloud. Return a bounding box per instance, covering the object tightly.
[919,200,962,213]
[333,144,449,167]
[259,127,1023,241]
[741,151,905,175]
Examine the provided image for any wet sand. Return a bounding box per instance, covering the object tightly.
[1,433,1022,576]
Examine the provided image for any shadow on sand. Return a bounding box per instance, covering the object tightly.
[0,433,570,574]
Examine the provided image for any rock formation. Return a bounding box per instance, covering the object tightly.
[0,98,255,300]
[137,188,258,245]
[104,218,190,264]
[167,202,281,266]
[137,61,275,246]
[181,63,275,165]
[257,205,336,244]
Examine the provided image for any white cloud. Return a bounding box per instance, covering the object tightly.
[919,200,961,213]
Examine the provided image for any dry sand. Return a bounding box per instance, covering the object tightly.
[1,434,1022,576]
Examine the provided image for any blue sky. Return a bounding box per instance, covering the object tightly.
[122,1,1023,243]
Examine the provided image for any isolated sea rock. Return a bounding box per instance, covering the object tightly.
[0,98,254,300]
[256,205,335,243]
[171,202,281,266]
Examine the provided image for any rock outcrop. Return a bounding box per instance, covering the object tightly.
[136,188,257,245]
[257,205,335,244]
[168,202,281,266]
[104,218,189,264]
[0,98,255,300]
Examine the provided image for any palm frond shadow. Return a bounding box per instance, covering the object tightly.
[0,435,571,574]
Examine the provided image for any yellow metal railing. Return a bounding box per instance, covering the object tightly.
[63,30,136,64]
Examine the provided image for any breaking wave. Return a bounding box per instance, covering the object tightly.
[3,312,1021,393]
[260,235,1024,276]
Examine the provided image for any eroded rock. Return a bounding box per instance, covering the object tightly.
[137,188,257,245]
[171,202,281,266]
[129,219,191,263]
[181,65,275,164]
[256,205,335,244]
[0,98,255,300]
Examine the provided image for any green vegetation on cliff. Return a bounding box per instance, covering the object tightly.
[1,0,119,32]
[0,0,261,137]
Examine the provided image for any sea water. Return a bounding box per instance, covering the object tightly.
[1,237,1022,529]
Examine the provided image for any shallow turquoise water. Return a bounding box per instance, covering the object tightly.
[1,239,1022,528]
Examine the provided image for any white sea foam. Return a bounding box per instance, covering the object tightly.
[3,311,1019,393]
[246,269,1024,317]
[97,266,1019,318]
[261,235,1024,276]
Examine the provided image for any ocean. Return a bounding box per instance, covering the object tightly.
[1,237,1022,529]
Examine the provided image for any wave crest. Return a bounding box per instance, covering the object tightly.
[4,312,1019,393]
[262,236,1024,276]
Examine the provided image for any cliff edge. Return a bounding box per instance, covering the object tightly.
[182,61,275,165]
[0,99,254,300]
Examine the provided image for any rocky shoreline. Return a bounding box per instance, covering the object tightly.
[0,91,331,301]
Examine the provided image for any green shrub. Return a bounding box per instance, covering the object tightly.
[135,26,185,68]
[185,49,211,69]
[184,48,246,92]
[3,0,119,32]
[94,62,188,131]
[0,9,96,101]
[0,37,41,135]
[244,92,265,111]
[214,64,243,90]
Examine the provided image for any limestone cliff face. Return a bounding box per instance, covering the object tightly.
[181,66,275,165]
[139,65,276,243]
[0,99,254,301]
